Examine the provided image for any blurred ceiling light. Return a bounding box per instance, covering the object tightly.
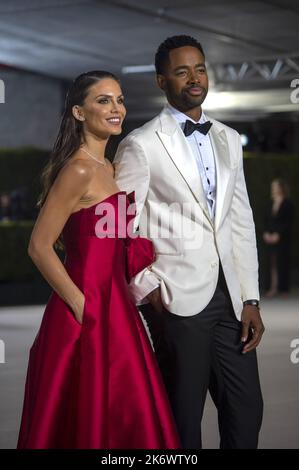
[240,134,249,147]
[204,91,235,109]
[122,64,155,74]
[204,89,299,113]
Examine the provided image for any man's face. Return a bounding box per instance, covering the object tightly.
[157,46,209,113]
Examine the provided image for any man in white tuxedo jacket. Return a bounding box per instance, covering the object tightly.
[114,35,264,449]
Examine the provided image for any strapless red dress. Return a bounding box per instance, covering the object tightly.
[17,191,180,449]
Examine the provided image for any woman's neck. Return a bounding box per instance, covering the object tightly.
[81,135,107,161]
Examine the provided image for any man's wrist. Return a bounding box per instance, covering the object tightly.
[243,299,259,307]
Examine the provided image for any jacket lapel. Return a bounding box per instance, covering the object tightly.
[208,119,231,230]
[156,107,212,224]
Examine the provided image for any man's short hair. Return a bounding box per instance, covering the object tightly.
[155,35,205,75]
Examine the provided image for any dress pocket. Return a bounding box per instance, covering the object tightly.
[70,296,85,328]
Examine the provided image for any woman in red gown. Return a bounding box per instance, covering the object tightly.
[17,71,180,449]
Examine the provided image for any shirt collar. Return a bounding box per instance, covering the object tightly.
[166,102,206,126]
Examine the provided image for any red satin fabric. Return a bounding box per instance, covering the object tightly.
[17,191,180,449]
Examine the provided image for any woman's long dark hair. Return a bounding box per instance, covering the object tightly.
[38,70,119,209]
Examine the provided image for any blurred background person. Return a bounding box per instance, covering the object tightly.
[10,187,28,221]
[0,192,12,222]
[263,178,295,298]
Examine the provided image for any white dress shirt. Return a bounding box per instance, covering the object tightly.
[137,103,217,304]
[167,103,216,219]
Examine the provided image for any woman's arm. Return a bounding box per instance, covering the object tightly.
[28,160,93,323]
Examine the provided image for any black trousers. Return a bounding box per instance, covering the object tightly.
[139,268,263,449]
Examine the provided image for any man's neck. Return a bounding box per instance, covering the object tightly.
[184,107,202,122]
[167,102,202,122]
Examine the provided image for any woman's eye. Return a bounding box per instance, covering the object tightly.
[98,99,108,104]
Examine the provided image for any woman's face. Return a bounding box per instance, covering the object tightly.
[73,78,126,138]
[271,181,283,199]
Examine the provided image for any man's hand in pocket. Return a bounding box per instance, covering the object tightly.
[147,287,163,313]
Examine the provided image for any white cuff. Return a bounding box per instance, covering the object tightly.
[129,268,160,304]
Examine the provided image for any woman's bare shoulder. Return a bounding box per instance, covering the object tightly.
[59,155,96,183]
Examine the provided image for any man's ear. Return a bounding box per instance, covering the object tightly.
[156,74,166,91]
[72,105,85,122]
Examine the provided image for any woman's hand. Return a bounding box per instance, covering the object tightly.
[263,232,280,244]
[72,293,85,325]
[270,232,280,244]
[263,232,271,244]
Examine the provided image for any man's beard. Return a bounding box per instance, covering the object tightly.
[180,86,207,110]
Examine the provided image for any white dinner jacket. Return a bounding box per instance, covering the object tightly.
[114,106,259,319]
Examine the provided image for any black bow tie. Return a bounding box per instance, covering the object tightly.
[183,120,212,137]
